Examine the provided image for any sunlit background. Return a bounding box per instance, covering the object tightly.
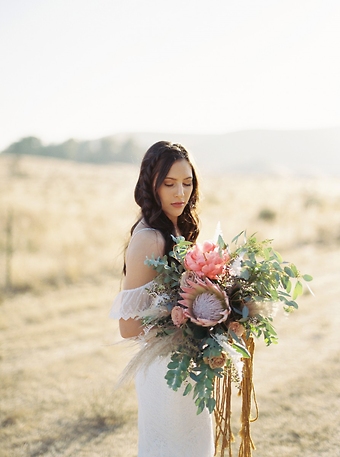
[1,2,340,456]
[1,0,340,149]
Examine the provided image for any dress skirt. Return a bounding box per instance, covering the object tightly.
[135,356,214,457]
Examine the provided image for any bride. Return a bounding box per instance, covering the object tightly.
[110,141,214,457]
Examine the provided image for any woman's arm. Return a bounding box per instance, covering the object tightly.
[119,229,165,338]
[119,317,144,339]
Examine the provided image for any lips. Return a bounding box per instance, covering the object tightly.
[171,202,185,208]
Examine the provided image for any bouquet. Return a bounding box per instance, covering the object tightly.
[137,229,312,456]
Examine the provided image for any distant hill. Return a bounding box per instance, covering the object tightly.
[1,136,144,165]
[123,127,340,176]
[2,127,339,175]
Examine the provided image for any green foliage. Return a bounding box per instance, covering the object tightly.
[224,233,313,345]
[217,234,227,251]
[144,230,313,414]
[234,233,311,316]
[165,353,191,391]
[191,364,217,414]
[144,254,183,287]
[164,337,224,414]
[169,236,193,263]
[165,333,240,414]
[247,316,278,345]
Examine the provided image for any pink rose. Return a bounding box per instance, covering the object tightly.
[184,241,230,279]
[171,306,188,327]
[228,321,245,337]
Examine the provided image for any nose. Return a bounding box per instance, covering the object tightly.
[175,184,185,198]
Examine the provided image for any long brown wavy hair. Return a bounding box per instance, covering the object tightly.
[125,141,200,272]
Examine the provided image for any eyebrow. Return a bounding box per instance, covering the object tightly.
[164,176,193,180]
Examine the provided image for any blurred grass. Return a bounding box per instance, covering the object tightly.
[1,154,139,293]
[0,280,139,457]
[1,153,340,456]
[1,153,340,294]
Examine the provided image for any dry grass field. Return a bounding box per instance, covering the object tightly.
[1,153,340,457]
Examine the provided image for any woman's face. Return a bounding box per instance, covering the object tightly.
[157,159,193,226]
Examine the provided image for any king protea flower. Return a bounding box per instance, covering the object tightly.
[184,240,230,279]
[178,276,231,327]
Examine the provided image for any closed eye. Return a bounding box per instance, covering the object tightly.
[164,182,192,187]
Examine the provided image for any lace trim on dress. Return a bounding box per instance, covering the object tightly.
[110,281,156,320]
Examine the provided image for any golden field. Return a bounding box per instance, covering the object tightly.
[1,153,340,457]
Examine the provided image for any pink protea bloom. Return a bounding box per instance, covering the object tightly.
[184,240,230,279]
[178,276,231,327]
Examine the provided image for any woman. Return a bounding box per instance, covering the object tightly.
[110,141,214,457]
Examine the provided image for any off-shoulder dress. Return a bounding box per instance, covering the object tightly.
[110,231,214,457]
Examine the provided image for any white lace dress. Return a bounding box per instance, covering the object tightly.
[110,282,214,457]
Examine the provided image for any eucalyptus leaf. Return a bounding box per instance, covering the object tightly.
[232,341,250,358]
[231,230,245,244]
[302,274,313,282]
[290,264,299,278]
[190,372,199,383]
[167,360,179,370]
[207,397,216,414]
[217,234,227,250]
[284,266,294,278]
[183,383,193,396]
[273,250,283,262]
[263,247,271,260]
[285,300,298,309]
[292,280,303,300]
[240,269,250,280]
[283,277,292,293]
[195,398,205,415]
[242,305,249,318]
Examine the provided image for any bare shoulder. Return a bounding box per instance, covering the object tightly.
[127,228,165,259]
[124,228,165,289]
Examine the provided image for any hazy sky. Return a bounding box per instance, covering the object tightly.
[1,0,340,150]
